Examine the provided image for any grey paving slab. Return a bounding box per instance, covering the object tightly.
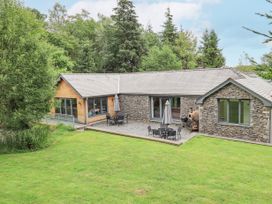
[89,120,197,145]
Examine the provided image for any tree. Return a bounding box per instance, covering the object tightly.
[49,45,74,73]
[48,2,67,32]
[0,0,55,130]
[174,30,197,69]
[198,29,225,68]
[245,52,272,79]
[64,10,97,72]
[243,0,272,43]
[243,0,272,79]
[27,7,47,22]
[108,0,145,72]
[140,45,181,71]
[47,6,97,73]
[256,53,272,79]
[143,24,161,49]
[93,15,115,72]
[162,7,178,46]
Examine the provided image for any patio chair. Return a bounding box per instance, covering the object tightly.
[125,114,129,124]
[152,129,161,138]
[116,114,125,126]
[147,126,153,136]
[167,130,177,141]
[158,128,167,139]
[177,126,182,140]
[106,113,115,126]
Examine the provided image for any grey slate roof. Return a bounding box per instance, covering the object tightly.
[60,68,241,98]
[60,68,272,105]
[196,76,272,106]
[119,68,241,95]
[60,73,120,97]
[236,77,272,103]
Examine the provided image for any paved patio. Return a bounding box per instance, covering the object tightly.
[87,120,197,145]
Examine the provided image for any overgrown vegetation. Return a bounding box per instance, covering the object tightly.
[0,0,56,151]
[0,125,50,153]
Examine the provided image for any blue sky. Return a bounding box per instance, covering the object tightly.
[23,0,271,66]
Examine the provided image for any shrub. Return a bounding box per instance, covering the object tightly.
[0,125,50,152]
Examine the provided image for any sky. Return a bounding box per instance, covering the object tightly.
[23,0,271,66]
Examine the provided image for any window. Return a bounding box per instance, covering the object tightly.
[151,97,180,119]
[55,98,77,118]
[229,100,239,123]
[171,97,181,119]
[240,100,250,124]
[101,98,107,114]
[153,97,161,118]
[88,97,108,117]
[218,99,228,122]
[218,99,250,125]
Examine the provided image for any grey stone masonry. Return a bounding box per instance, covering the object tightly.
[199,83,270,143]
[119,95,150,122]
[180,96,198,117]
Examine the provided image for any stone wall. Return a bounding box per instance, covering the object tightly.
[119,95,150,122]
[180,96,198,117]
[199,83,271,143]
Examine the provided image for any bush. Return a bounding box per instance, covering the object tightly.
[0,125,50,152]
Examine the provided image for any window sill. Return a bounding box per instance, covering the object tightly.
[217,122,251,128]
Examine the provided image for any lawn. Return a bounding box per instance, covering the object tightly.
[1,126,272,204]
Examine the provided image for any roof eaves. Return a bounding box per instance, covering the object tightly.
[196,78,272,107]
[59,75,84,99]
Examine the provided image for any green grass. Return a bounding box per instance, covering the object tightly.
[1,126,272,204]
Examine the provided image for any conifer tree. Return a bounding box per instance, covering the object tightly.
[243,0,272,43]
[162,7,178,46]
[198,29,225,68]
[108,0,145,72]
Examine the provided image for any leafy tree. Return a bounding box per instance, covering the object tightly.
[0,0,55,130]
[93,15,115,72]
[47,5,97,73]
[162,7,178,46]
[76,42,96,73]
[64,11,97,72]
[48,2,67,32]
[27,7,47,22]
[244,53,272,79]
[49,45,74,73]
[174,30,197,69]
[143,24,161,49]
[108,0,145,72]
[140,45,181,71]
[243,0,272,43]
[198,29,225,68]
[256,53,272,79]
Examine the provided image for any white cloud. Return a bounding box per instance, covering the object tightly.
[68,0,117,18]
[68,0,220,32]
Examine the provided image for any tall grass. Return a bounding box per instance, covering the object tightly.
[0,124,50,152]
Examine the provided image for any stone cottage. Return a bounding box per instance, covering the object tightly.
[52,68,272,143]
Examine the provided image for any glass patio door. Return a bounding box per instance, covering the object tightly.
[151,97,170,119]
